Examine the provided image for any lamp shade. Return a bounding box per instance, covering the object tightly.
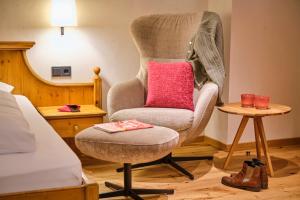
[51,0,77,27]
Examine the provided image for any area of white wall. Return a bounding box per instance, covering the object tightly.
[0,0,209,111]
[228,0,300,144]
[205,0,232,144]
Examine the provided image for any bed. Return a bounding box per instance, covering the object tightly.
[0,95,82,193]
[0,42,99,200]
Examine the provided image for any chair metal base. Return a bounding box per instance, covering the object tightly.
[100,163,174,200]
[116,153,213,180]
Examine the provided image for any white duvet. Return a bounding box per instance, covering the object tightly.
[0,95,82,194]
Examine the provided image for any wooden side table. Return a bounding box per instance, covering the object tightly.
[218,103,291,176]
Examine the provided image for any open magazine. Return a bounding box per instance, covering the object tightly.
[93,119,153,133]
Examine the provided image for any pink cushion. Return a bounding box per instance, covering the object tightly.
[145,61,194,111]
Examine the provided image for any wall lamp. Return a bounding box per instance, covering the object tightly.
[51,0,77,35]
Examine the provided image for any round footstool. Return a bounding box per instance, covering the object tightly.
[75,126,179,200]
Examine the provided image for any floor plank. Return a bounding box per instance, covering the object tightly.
[83,142,300,199]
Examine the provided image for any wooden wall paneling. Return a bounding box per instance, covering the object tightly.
[0,42,102,107]
[0,179,99,200]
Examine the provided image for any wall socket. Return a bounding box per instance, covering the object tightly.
[51,66,71,77]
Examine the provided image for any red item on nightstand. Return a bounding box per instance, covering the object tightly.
[58,104,81,112]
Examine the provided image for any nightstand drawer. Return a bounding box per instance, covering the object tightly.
[48,117,103,138]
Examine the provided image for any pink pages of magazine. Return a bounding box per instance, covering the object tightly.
[93,119,153,133]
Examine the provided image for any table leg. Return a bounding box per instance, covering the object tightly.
[256,117,274,176]
[223,116,249,169]
[254,118,262,160]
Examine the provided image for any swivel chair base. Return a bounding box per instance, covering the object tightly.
[100,163,174,200]
[116,153,213,180]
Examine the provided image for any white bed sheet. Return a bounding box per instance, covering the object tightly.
[0,95,82,194]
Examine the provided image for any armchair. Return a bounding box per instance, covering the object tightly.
[107,13,219,180]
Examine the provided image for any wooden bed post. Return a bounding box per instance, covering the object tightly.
[93,66,102,108]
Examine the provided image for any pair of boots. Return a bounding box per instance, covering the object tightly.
[221,158,268,192]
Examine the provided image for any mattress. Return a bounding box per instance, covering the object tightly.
[0,95,82,194]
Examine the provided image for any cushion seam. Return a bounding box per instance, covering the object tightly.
[76,135,179,147]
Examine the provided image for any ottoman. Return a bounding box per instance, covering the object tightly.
[75,126,179,200]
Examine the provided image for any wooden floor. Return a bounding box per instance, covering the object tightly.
[83,141,300,200]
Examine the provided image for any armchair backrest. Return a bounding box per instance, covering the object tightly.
[131,12,203,59]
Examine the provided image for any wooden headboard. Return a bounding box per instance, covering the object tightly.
[0,41,102,107]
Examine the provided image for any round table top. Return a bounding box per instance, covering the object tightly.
[218,102,292,117]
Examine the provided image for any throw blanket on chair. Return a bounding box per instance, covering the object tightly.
[186,11,225,106]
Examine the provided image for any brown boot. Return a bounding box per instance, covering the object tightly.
[252,159,268,189]
[231,159,268,189]
[222,164,262,192]
[230,160,253,178]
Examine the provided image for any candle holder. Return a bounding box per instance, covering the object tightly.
[241,94,255,107]
[255,95,270,109]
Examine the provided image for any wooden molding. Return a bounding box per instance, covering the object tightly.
[0,41,35,50]
[203,135,300,152]
[0,177,99,200]
[203,135,227,150]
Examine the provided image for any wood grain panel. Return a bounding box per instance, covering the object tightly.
[202,135,300,151]
[48,117,103,138]
[218,102,291,117]
[0,178,98,200]
[37,105,106,120]
[0,41,35,50]
[0,42,102,107]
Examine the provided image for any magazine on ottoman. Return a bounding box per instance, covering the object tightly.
[94,119,153,133]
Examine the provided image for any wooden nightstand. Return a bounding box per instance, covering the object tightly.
[37,105,106,138]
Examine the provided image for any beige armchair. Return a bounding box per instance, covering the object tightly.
[107,12,219,180]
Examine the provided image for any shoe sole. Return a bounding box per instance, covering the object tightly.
[221,179,261,192]
[261,183,268,189]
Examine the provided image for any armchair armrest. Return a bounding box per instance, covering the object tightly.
[107,78,145,117]
[186,82,218,141]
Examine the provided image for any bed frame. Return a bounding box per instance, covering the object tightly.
[0,41,101,107]
[0,41,99,200]
[0,176,98,200]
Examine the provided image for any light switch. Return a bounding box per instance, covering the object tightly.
[51,66,71,77]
